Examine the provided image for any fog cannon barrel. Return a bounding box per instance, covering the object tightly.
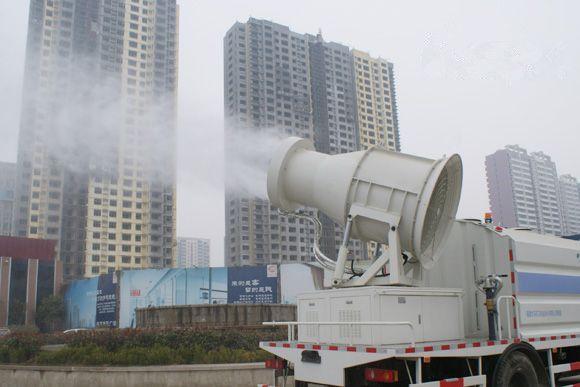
[267,137,463,268]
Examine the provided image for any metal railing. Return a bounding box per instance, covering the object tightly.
[496,295,521,340]
[263,321,416,347]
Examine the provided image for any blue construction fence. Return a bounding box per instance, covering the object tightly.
[64,263,324,329]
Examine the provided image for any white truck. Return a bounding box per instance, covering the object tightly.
[260,137,580,387]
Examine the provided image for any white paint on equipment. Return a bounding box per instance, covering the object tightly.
[267,137,462,270]
[260,137,580,387]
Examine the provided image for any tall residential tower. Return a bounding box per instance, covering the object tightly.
[176,237,210,268]
[485,145,564,235]
[352,49,400,152]
[559,174,580,236]
[224,18,400,266]
[0,162,16,236]
[14,0,178,281]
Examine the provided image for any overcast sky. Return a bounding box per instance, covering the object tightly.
[1,1,579,266]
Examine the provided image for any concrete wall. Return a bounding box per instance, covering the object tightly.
[0,363,275,387]
[136,303,296,329]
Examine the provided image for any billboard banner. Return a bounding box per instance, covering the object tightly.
[227,265,278,304]
[64,276,99,329]
[118,267,228,328]
[64,273,119,329]
[95,273,118,328]
[65,264,324,329]
[119,268,171,328]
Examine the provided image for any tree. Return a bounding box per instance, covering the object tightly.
[36,295,65,333]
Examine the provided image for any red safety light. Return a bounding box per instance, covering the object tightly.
[364,368,398,383]
[265,358,286,370]
[495,226,503,232]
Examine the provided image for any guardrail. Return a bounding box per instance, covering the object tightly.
[263,321,416,347]
[496,295,521,340]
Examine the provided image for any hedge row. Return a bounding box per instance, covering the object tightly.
[62,327,285,352]
[34,344,270,366]
[0,327,285,366]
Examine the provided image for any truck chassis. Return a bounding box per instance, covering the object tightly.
[261,334,579,386]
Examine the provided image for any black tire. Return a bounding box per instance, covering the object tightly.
[492,350,540,387]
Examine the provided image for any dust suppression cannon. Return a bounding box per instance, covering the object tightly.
[267,137,463,287]
[261,136,580,387]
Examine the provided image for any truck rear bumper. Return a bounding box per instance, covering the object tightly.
[261,342,394,386]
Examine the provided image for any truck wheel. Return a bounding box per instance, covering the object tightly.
[492,350,540,387]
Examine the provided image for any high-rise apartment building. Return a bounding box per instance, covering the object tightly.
[224,19,316,267]
[485,145,563,235]
[352,50,400,152]
[486,145,536,229]
[559,174,580,236]
[529,151,563,235]
[176,237,210,268]
[0,162,16,236]
[224,18,400,266]
[14,0,178,281]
